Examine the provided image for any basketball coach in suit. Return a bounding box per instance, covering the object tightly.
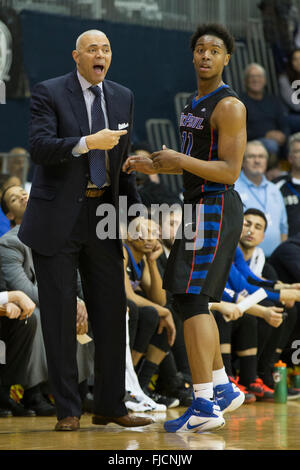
[18,30,153,431]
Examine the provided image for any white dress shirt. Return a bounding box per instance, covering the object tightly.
[0,291,8,305]
[72,71,111,188]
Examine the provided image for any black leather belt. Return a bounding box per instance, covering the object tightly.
[85,188,106,198]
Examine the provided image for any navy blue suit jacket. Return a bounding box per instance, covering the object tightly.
[19,70,140,256]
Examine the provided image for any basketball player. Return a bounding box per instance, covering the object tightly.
[123,24,247,432]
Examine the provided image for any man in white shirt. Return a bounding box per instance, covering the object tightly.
[235,141,288,257]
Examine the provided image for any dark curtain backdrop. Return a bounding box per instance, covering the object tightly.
[0,9,196,152]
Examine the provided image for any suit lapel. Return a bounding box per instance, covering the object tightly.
[66,70,90,136]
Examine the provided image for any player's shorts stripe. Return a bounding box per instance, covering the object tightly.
[211,194,224,263]
[191,270,207,280]
[187,285,202,294]
[194,254,214,264]
[185,199,202,293]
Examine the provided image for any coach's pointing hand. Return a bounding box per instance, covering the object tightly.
[86,128,127,151]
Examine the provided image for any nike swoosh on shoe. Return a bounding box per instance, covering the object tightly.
[187,420,209,430]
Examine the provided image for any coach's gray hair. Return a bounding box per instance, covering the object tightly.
[75,30,106,50]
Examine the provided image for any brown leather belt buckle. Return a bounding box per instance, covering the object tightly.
[85,188,106,198]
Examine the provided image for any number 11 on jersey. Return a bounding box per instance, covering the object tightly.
[181,131,193,156]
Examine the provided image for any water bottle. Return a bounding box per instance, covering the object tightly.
[273,360,287,404]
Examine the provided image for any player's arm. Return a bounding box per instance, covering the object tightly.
[123,98,246,181]
[140,251,167,306]
[123,247,165,309]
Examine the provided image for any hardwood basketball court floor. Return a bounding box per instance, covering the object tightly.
[0,401,299,451]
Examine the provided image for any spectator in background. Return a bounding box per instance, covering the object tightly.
[258,0,300,74]
[235,140,288,257]
[0,174,22,237]
[237,208,300,394]
[123,217,178,408]
[155,208,193,406]
[241,63,289,159]
[0,185,93,415]
[273,133,300,236]
[8,147,31,192]
[269,232,300,377]
[279,49,300,134]
[0,288,37,417]
[238,208,268,277]
[270,232,300,284]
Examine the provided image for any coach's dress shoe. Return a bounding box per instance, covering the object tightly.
[92,414,154,427]
[55,416,80,431]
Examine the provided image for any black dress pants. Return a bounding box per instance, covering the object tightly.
[32,194,127,420]
[0,315,37,387]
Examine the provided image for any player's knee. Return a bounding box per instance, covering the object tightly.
[139,305,160,331]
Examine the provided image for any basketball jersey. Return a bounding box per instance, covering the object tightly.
[179,84,240,201]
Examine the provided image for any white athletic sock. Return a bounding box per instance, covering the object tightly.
[193,382,214,400]
[212,367,229,387]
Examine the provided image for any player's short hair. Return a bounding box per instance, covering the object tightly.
[244,208,268,232]
[190,23,235,54]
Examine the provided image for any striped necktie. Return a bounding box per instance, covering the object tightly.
[88,85,106,188]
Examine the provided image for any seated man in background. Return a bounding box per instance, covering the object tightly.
[235,141,288,257]
[0,174,22,237]
[241,63,289,158]
[123,216,178,408]
[0,185,93,414]
[210,298,282,405]
[270,231,300,370]
[217,262,284,403]
[237,208,300,395]
[7,147,31,192]
[155,207,193,405]
[0,280,37,416]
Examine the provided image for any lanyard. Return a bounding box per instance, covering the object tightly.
[124,244,143,280]
[287,182,300,199]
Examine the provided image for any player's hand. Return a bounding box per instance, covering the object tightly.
[263,306,284,328]
[280,289,300,308]
[214,302,243,322]
[4,303,22,319]
[122,154,156,174]
[86,128,127,151]
[146,240,163,263]
[76,299,88,335]
[289,283,300,290]
[151,146,182,172]
[157,311,176,347]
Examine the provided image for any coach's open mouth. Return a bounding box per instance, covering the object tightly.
[93,65,104,73]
